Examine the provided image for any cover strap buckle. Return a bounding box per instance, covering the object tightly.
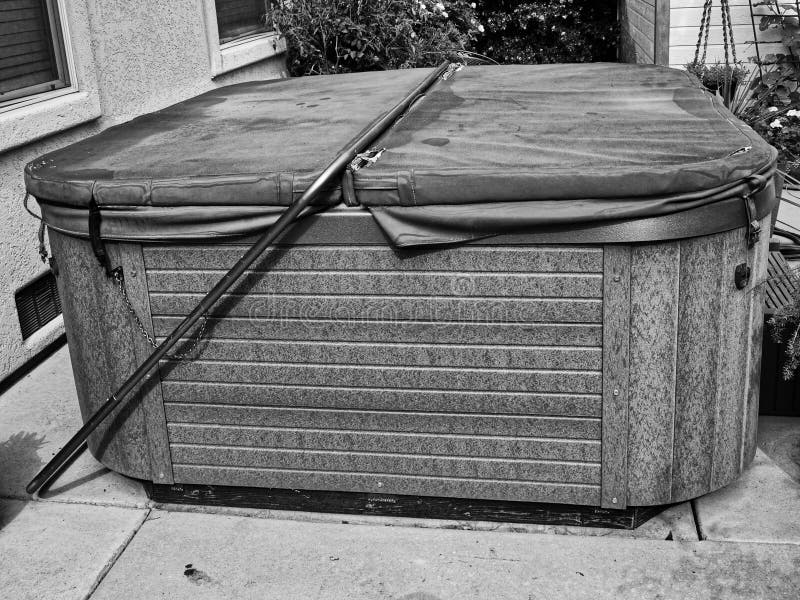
[349,147,386,172]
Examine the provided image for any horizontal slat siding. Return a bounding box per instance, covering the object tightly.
[145,243,604,503]
[669,0,776,68]
[150,294,603,323]
[164,405,600,440]
[147,270,603,298]
[167,424,602,461]
[161,361,602,394]
[625,0,656,64]
[162,383,601,417]
[172,466,601,505]
[153,317,602,346]
[157,340,602,370]
[143,245,604,273]
[170,445,600,483]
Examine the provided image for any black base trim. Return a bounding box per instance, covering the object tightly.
[145,482,667,530]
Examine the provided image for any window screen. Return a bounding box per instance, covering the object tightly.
[0,0,70,106]
[215,0,271,44]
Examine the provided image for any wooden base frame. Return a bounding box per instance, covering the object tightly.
[145,481,667,530]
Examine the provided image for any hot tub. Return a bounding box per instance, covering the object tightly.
[25,64,777,509]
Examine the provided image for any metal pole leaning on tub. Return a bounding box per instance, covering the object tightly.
[26,60,454,495]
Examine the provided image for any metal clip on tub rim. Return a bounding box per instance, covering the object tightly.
[442,63,463,80]
[743,174,768,249]
[349,147,386,172]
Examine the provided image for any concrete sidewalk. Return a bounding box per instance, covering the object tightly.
[2,346,800,599]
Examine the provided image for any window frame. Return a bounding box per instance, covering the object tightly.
[0,0,102,154]
[0,0,73,109]
[215,0,273,45]
[201,0,285,78]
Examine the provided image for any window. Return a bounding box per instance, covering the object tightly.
[201,0,284,78]
[215,0,272,45]
[0,0,70,107]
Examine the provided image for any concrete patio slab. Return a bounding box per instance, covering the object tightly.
[89,509,799,600]
[0,499,148,600]
[758,416,800,483]
[0,345,147,507]
[694,449,800,544]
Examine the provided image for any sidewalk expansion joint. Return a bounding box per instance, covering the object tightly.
[82,507,151,600]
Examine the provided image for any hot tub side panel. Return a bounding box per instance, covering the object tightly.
[625,217,769,506]
[144,241,607,505]
[49,230,173,483]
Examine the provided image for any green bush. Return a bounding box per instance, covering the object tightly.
[272,1,618,76]
[473,1,618,65]
[272,0,481,76]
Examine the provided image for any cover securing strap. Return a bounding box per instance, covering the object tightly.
[88,197,113,275]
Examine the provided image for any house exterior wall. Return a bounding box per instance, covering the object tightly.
[0,0,287,383]
[618,1,784,70]
[620,0,670,65]
[669,0,782,68]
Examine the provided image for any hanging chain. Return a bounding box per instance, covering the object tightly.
[720,0,737,67]
[726,1,738,64]
[111,268,207,362]
[695,0,713,65]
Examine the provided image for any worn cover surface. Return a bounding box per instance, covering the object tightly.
[25,63,777,245]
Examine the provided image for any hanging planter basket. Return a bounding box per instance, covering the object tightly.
[685,0,745,107]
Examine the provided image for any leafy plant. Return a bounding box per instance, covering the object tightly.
[770,270,800,380]
[730,3,800,171]
[472,1,618,64]
[271,1,618,75]
[733,5,800,378]
[271,0,482,76]
[748,2,800,105]
[755,0,800,56]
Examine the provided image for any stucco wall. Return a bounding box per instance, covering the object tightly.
[0,0,287,383]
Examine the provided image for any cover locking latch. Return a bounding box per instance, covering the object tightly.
[442,63,463,80]
[743,193,760,249]
[349,147,386,172]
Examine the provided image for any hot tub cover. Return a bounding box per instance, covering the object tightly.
[25,63,778,246]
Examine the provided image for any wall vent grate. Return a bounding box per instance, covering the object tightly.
[15,271,61,340]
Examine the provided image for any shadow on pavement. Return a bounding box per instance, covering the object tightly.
[0,431,45,493]
[0,431,47,531]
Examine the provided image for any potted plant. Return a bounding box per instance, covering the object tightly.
[684,60,748,107]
